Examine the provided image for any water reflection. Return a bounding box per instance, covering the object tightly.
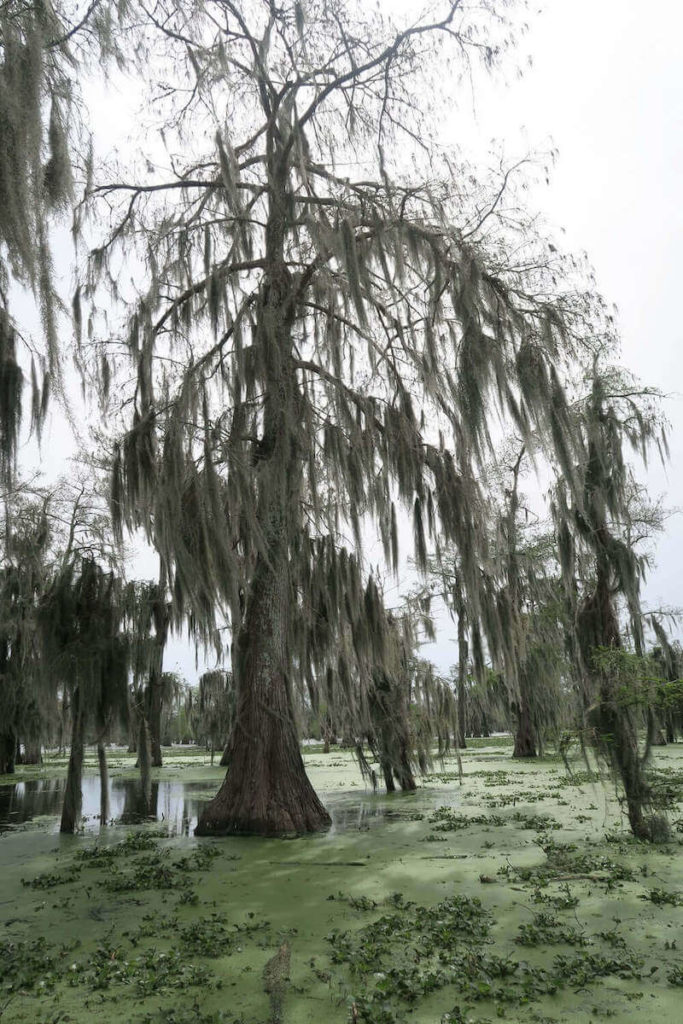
[0,777,212,835]
[0,777,441,836]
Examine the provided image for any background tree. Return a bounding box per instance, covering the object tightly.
[553,364,669,840]
[197,669,234,763]
[40,557,128,833]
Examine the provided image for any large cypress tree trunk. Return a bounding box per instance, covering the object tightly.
[196,550,331,835]
[61,686,84,833]
[197,162,331,837]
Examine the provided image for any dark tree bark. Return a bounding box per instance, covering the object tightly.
[512,684,537,758]
[137,710,153,815]
[395,748,417,791]
[455,580,468,749]
[147,590,169,768]
[0,730,16,775]
[196,162,330,837]
[665,715,675,744]
[98,741,110,823]
[196,550,331,836]
[380,759,396,792]
[22,741,43,765]
[148,676,163,768]
[581,561,652,840]
[61,686,84,833]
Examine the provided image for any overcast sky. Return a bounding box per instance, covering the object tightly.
[16,0,683,682]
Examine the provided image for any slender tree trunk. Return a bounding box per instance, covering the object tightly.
[456,588,468,749]
[0,731,15,775]
[148,588,169,768]
[513,683,537,758]
[665,714,675,744]
[148,678,163,767]
[381,759,396,793]
[582,564,653,840]
[138,712,152,815]
[98,741,110,824]
[61,686,84,833]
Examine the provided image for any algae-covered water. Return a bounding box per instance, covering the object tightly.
[1,742,682,1024]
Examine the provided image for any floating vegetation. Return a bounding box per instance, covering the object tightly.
[429,808,506,832]
[515,912,589,947]
[640,887,683,907]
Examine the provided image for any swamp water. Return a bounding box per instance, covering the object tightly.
[0,743,682,1023]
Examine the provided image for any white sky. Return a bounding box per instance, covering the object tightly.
[16,0,683,682]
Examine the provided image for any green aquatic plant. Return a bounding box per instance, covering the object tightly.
[551,950,644,986]
[515,912,589,947]
[429,809,506,832]
[69,945,217,996]
[21,867,81,889]
[179,914,233,957]
[510,811,561,831]
[667,964,683,986]
[0,937,66,993]
[640,887,683,907]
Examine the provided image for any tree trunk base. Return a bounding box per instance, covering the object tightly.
[512,744,537,758]
[196,754,330,838]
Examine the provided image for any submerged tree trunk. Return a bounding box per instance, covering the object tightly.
[61,686,84,833]
[196,551,331,836]
[98,741,110,823]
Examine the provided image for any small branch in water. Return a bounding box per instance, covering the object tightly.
[268,860,367,867]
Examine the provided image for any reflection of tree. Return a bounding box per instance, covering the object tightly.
[0,778,63,826]
[118,780,160,824]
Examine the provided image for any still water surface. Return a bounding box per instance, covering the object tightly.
[0,774,426,836]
